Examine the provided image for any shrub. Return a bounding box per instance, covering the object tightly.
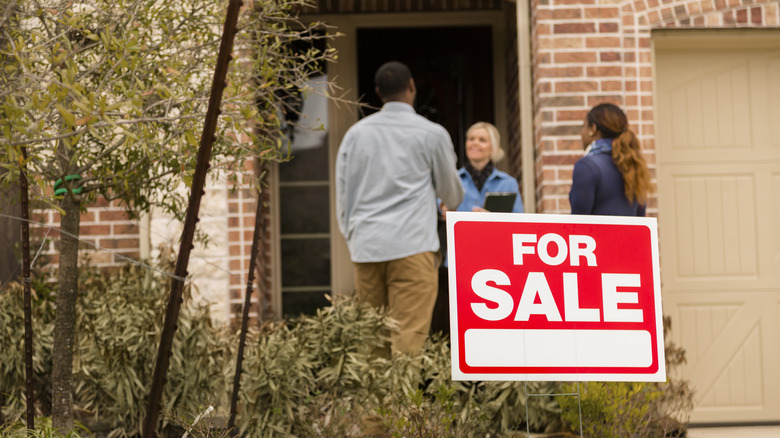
[0,278,55,423]
[557,316,693,437]
[236,296,565,437]
[0,260,228,437]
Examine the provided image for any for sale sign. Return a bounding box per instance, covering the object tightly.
[447,212,665,382]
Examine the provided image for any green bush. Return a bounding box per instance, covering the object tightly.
[0,261,228,437]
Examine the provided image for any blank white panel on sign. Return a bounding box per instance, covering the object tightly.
[464,329,653,368]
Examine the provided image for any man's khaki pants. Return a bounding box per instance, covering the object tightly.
[354,251,439,355]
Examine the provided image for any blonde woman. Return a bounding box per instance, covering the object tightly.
[446,121,524,213]
[570,103,651,216]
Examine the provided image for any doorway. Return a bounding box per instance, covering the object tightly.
[356,26,495,166]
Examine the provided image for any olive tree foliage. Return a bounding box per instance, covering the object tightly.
[0,0,336,431]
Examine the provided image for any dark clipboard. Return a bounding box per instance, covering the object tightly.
[483,192,516,213]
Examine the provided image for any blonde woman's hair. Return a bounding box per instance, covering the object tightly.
[586,103,651,204]
[467,122,505,163]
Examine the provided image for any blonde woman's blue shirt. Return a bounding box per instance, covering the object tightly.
[456,167,524,213]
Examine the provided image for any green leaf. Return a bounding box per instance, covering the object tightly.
[56,103,75,127]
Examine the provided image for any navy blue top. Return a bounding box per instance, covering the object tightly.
[569,139,645,217]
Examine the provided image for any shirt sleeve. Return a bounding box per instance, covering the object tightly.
[569,158,598,215]
[430,127,465,210]
[335,130,352,237]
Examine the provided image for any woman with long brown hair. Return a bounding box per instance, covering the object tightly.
[569,103,651,216]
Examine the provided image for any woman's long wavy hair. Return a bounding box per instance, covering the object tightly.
[587,103,651,204]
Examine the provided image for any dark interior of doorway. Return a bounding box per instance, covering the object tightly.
[357,26,496,334]
[357,26,495,167]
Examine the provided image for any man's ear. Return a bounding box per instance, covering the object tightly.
[408,78,416,94]
[375,86,385,102]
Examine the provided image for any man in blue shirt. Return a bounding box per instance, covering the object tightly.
[336,61,464,355]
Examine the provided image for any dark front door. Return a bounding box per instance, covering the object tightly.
[357,26,495,166]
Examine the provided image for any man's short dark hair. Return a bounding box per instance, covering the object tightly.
[374,61,412,98]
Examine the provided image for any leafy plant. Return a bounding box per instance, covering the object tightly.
[0,277,55,423]
[557,316,693,437]
[0,257,229,438]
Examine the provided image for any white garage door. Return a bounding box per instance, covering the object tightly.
[654,31,780,424]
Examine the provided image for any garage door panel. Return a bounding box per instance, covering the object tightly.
[658,49,780,164]
[663,171,758,280]
[666,59,751,150]
[672,297,780,422]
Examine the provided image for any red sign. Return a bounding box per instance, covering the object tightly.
[446,212,665,382]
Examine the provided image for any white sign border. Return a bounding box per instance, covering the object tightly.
[446,212,666,382]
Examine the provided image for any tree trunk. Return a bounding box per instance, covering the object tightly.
[51,193,80,432]
[0,168,21,286]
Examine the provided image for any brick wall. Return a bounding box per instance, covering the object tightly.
[531,0,780,214]
[226,165,274,325]
[33,197,140,269]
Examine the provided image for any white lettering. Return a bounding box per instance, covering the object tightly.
[563,272,600,321]
[602,273,643,322]
[471,269,514,321]
[538,233,568,266]
[514,272,562,322]
[512,234,537,265]
[569,235,597,267]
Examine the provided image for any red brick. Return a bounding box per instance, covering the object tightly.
[751,6,762,24]
[538,36,583,49]
[587,65,622,76]
[552,8,582,19]
[587,95,623,106]
[554,113,586,127]
[540,125,581,137]
[79,211,95,222]
[600,51,622,62]
[100,238,139,249]
[601,80,623,92]
[585,7,620,18]
[99,210,130,221]
[554,51,598,63]
[599,22,619,32]
[736,8,748,23]
[229,245,242,256]
[81,225,111,236]
[554,81,599,93]
[228,217,239,227]
[553,22,596,34]
[538,95,585,108]
[586,36,621,48]
[538,65,584,78]
[113,224,139,235]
